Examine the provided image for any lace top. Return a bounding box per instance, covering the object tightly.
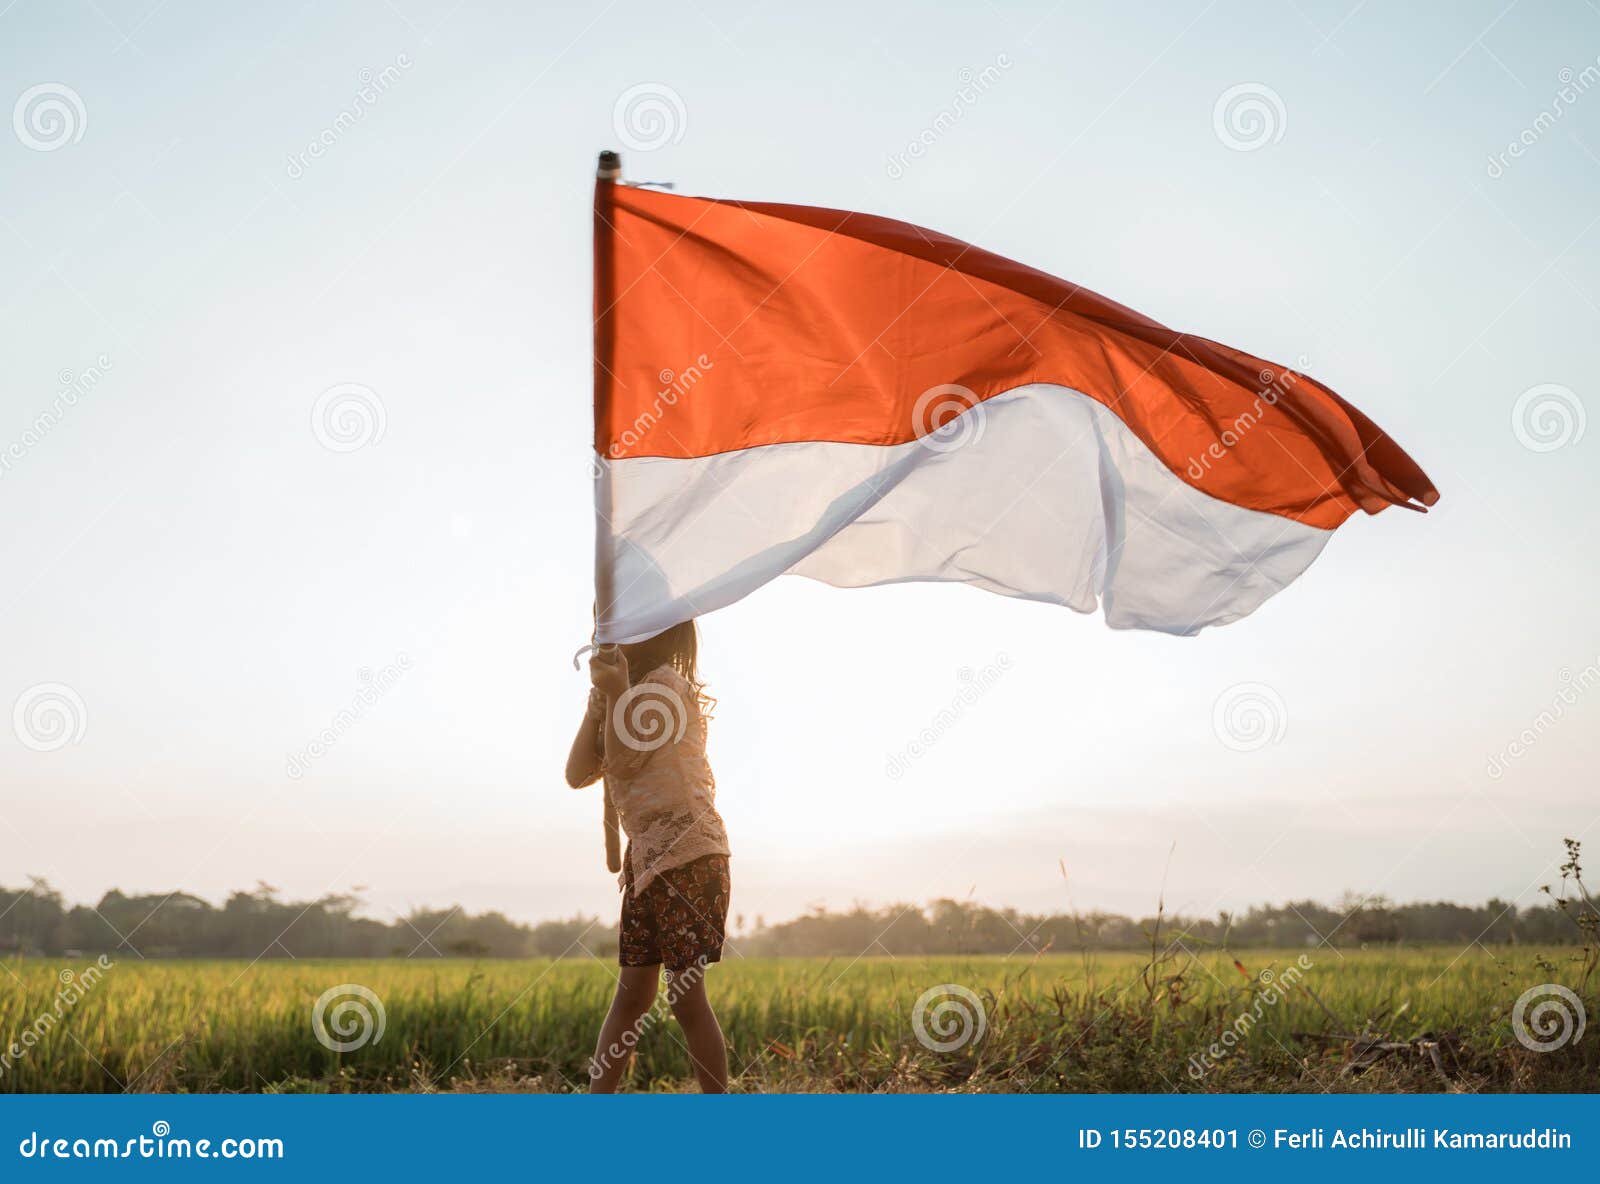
[602,664,730,894]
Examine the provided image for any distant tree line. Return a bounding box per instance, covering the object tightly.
[1,877,1594,959]
[739,894,1593,957]
[0,880,620,960]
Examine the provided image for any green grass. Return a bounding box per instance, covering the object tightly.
[2,946,1594,1093]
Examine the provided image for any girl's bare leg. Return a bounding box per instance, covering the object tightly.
[588,965,660,1092]
[666,967,728,1093]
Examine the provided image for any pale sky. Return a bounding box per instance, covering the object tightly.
[2,0,1597,932]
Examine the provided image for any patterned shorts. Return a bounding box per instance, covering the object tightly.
[619,851,730,971]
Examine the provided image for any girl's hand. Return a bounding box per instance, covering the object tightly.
[589,646,630,699]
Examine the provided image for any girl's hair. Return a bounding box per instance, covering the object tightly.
[620,619,710,711]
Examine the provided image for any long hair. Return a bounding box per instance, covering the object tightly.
[619,619,711,713]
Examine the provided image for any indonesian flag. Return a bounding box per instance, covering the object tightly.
[590,166,1437,645]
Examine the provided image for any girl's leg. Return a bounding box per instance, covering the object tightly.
[665,966,728,1093]
[588,964,660,1093]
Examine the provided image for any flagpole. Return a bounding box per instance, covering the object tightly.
[593,149,623,875]
[593,149,620,640]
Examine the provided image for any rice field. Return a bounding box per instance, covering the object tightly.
[2,947,1594,1093]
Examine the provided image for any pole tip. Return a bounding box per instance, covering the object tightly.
[596,150,621,180]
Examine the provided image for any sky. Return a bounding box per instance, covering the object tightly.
[1,0,1597,934]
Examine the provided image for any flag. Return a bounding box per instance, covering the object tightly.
[590,170,1436,645]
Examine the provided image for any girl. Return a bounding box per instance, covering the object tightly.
[565,619,732,1093]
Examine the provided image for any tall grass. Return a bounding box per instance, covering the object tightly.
[2,946,1594,1093]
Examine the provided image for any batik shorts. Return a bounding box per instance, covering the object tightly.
[619,851,731,972]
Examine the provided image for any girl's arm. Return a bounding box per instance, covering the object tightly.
[599,690,653,780]
[590,647,656,780]
[564,688,605,789]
